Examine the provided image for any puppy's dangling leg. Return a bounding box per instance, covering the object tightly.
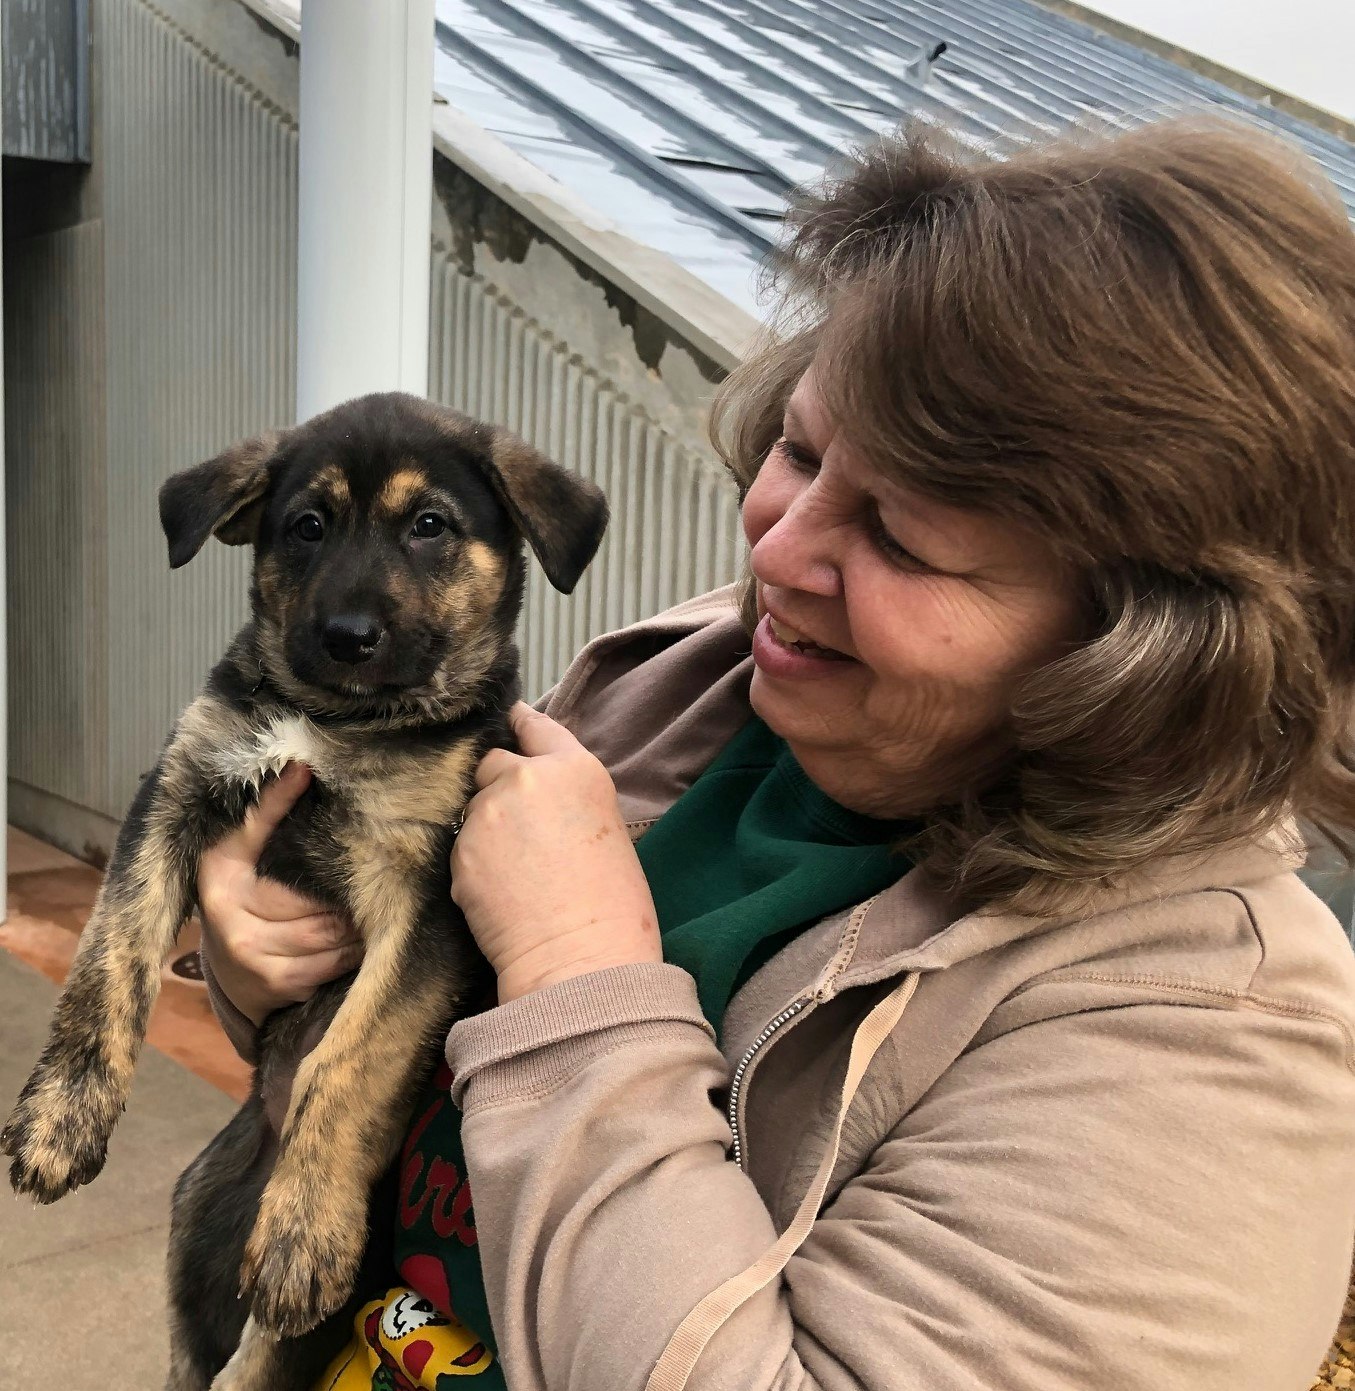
[165,1340,210,1391]
[240,849,473,1338]
[2,752,201,1200]
[209,1318,291,1391]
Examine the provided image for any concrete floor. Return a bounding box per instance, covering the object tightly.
[0,829,244,1385]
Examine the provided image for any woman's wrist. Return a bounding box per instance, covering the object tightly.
[493,922,663,1003]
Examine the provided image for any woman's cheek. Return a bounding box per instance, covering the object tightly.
[853,583,984,699]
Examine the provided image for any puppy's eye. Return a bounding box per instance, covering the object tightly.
[292,513,324,543]
[411,512,447,539]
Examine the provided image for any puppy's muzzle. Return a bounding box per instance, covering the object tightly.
[322,613,385,665]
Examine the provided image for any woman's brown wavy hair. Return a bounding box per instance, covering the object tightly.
[713,117,1355,914]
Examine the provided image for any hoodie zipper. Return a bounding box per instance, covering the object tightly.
[726,995,811,1170]
[724,897,882,1170]
[622,826,876,1174]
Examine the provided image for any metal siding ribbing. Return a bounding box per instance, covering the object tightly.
[4,223,107,808]
[428,249,744,699]
[99,0,297,815]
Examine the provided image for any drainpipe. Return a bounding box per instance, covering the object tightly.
[296,0,434,421]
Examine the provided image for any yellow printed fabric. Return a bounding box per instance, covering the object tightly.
[318,1288,492,1390]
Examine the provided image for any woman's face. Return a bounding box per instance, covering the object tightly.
[742,368,1084,818]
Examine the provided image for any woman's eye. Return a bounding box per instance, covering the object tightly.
[869,511,928,570]
[291,513,324,543]
[411,512,447,539]
[774,436,819,473]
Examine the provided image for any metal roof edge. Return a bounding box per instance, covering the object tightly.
[231,0,757,372]
[430,103,759,371]
[1030,0,1355,144]
[232,0,299,50]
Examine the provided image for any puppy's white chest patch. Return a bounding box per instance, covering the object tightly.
[209,714,325,789]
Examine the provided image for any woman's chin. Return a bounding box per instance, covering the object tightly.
[750,671,848,750]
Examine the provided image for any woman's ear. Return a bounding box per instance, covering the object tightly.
[158,430,284,569]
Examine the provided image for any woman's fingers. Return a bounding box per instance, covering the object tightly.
[244,874,338,925]
[264,941,366,999]
[261,912,361,958]
[192,765,365,1021]
[474,747,520,790]
[507,701,580,756]
[473,707,586,791]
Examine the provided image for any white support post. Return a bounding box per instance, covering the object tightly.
[1,30,8,918]
[296,0,435,421]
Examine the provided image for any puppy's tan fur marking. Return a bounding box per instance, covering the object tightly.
[377,465,428,517]
[364,743,478,828]
[462,540,505,600]
[436,543,505,657]
[313,464,351,512]
[208,1317,288,1391]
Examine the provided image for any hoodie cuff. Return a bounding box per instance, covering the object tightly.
[447,962,713,1111]
[199,942,262,1065]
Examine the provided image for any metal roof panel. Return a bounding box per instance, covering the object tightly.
[433,0,1355,316]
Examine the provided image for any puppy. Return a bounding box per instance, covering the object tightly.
[1,392,608,1390]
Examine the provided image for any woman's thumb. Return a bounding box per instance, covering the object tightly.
[508,701,578,757]
[239,762,312,859]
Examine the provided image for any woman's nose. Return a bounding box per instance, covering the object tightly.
[747,487,842,599]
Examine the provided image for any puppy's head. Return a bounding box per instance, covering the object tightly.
[159,392,608,718]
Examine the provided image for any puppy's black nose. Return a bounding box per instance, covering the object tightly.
[322,613,384,665]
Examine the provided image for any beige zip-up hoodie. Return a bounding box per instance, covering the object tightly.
[209,585,1355,1390]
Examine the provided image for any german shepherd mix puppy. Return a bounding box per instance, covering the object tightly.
[1,392,608,1390]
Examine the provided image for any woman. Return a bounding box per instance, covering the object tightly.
[200,117,1355,1390]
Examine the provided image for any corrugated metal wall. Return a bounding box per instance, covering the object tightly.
[7,0,291,830]
[428,256,743,701]
[100,0,298,817]
[6,0,740,847]
[5,222,107,809]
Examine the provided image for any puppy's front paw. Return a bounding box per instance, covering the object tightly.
[1,1064,120,1202]
[240,1176,366,1338]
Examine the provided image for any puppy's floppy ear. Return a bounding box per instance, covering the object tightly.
[477,425,609,594]
[158,430,284,569]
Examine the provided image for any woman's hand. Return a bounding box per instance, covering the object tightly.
[197,763,364,1025]
[452,702,662,1003]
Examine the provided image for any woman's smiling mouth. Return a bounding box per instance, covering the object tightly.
[753,613,857,678]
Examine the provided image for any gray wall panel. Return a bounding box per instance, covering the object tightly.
[3,0,90,162]
[100,0,297,814]
[4,221,106,807]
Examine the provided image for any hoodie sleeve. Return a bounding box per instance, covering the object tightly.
[447,965,1355,1391]
[199,939,261,1063]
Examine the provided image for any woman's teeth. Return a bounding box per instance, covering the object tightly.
[768,616,847,659]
